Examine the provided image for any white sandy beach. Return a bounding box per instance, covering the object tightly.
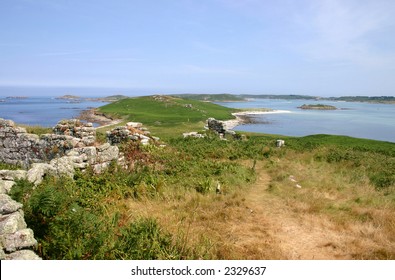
[233,110,292,116]
[223,110,292,130]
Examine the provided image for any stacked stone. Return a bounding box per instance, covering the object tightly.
[26,143,121,185]
[205,118,237,139]
[53,119,96,146]
[0,174,41,260]
[206,118,227,134]
[0,118,96,167]
[106,122,155,146]
[0,119,37,167]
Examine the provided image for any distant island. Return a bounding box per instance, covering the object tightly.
[86,95,129,102]
[174,94,395,104]
[56,95,81,100]
[242,94,318,100]
[326,96,395,104]
[6,96,29,99]
[172,93,245,102]
[298,104,337,110]
[56,94,128,102]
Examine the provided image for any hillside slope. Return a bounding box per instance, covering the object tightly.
[99,95,237,138]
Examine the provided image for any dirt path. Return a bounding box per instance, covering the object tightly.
[234,162,353,259]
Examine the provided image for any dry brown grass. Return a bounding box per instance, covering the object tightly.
[263,152,395,260]
[122,187,284,259]
[120,153,395,260]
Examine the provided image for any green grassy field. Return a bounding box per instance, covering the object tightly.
[98,95,237,138]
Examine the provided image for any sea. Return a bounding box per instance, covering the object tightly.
[215,99,395,143]
[0,86,150,127]
[0,87,394,143]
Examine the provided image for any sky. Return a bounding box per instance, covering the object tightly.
[1,0,395,96]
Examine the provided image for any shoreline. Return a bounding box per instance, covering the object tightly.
[223,110,291,130]
[78,109,122,128]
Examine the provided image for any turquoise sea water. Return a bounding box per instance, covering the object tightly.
[216,99,395,143]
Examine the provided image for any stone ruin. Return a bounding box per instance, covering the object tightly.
[53,119,96,146]
[206,118,228,134]
[0,118,96,168]
[206,118,236,139]
[0,118,161,260]
[182,118,245,140]
[1,172,40,260]
[106,122,159,146]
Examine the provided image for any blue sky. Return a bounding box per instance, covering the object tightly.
[1,0,395,96]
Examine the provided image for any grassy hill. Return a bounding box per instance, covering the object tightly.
[98,95,238,137]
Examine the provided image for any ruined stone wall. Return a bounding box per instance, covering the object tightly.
[0,118,96,168]
[0,172,40,260]
[207,118,227,134]
[106,122,158,146]
[0,119,121,259]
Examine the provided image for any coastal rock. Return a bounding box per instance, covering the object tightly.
[1,228,37,252]
[0,194,23,214]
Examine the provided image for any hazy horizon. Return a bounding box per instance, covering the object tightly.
[1,84,395,98]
